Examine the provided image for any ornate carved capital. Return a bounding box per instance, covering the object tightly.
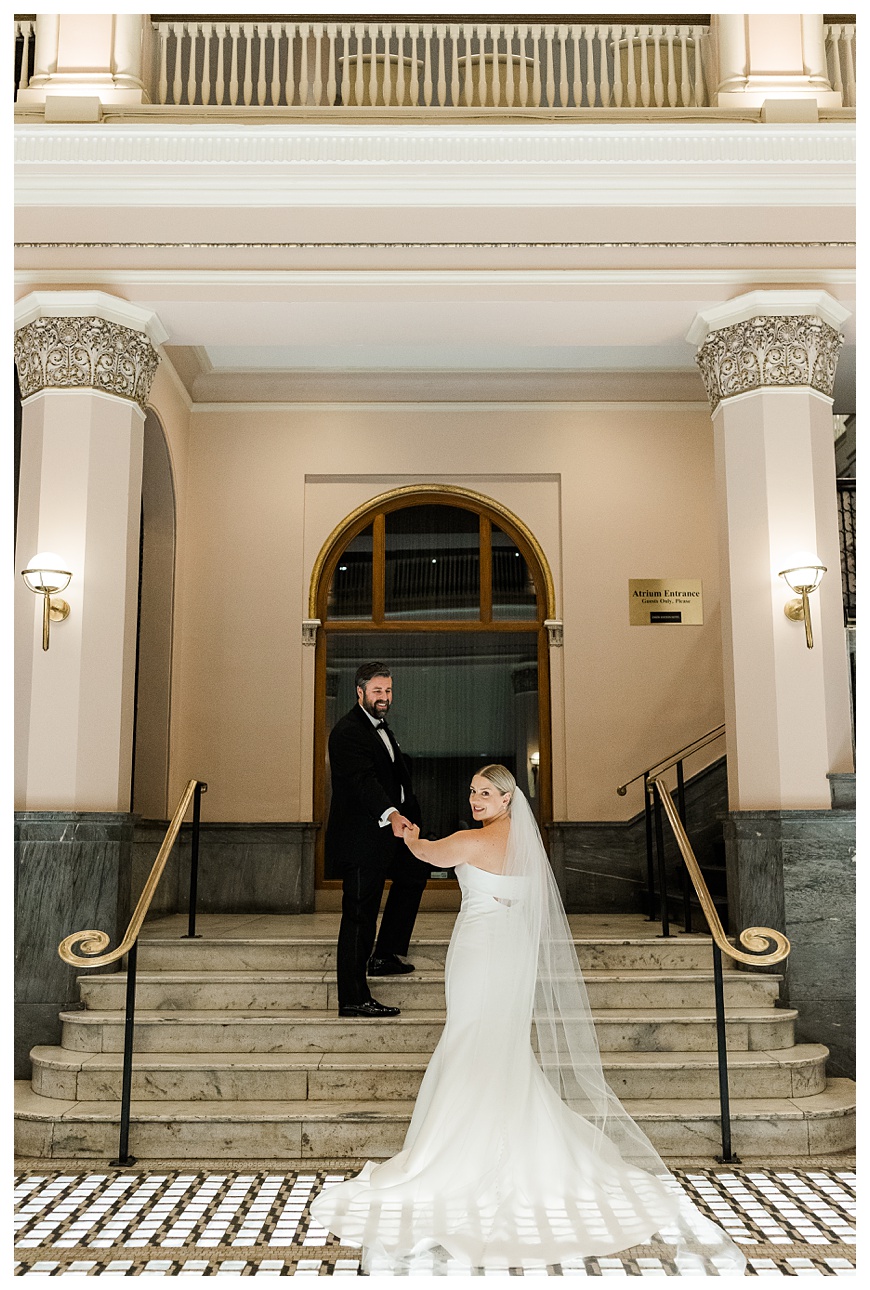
[14,315,160,411]
[695,313,843,412]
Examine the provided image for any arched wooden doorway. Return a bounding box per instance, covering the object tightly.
[311,485,555,889]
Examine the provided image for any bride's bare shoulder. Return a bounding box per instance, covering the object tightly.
[456,824,509,872]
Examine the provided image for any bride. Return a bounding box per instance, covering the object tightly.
[310,765,746,1276]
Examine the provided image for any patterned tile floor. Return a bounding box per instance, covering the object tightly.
[13,1167,856,1276]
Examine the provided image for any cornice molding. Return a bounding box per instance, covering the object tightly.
[14,123,855,208]
[13,123,856,166]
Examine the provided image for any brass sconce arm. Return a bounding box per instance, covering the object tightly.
[778,559,826,651]
[21,554,72,651]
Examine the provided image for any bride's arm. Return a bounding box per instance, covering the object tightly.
[402,823,472,869]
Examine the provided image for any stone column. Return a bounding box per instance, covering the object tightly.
[688,288,855,1078]
[16,13,150,107]
[14,291,167,1078]
[712,14,841,110]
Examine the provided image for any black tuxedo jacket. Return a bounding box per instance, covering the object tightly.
[324,704,426,880]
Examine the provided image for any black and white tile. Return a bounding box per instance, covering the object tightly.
[13,1167,856,1275]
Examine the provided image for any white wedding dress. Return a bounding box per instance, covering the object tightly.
[311,795,746,1276]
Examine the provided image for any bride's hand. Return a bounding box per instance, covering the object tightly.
[403,823,420,845]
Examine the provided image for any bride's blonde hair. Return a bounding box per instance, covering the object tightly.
[476,764,516,807]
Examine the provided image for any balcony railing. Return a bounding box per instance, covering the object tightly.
[151,19,713,109]
[13,18,857,110]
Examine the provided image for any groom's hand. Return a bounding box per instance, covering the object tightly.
[390,812,413,837]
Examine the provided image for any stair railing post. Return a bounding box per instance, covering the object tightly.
[676,759,693,932]
[643,772,656,921]
[182,781,207,940]
[109,939,138,1167]
[712,939,740,1162]
[651,778,671,937]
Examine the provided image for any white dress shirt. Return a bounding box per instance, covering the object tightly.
[361,705,405,827]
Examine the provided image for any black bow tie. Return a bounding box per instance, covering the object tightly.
[376,720,388,729]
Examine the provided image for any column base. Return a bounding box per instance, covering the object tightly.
[14,811,134,1080]
[723,808,855,1078]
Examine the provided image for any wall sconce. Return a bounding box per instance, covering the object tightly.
[21,553,72,651]
[778,554,826,650]
[529,750,540,796]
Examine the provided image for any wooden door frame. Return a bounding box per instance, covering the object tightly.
[311,485,556,888]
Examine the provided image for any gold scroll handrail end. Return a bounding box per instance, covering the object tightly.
[738,925,791,965]
[58,929,123,969]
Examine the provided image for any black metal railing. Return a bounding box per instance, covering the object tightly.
[617,724,725,935]
[58,778,207,1166]
[651,777,790,1162]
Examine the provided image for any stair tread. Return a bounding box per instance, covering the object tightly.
[60,1005,797,1022]
[86,969,780,983]
[15,1079,856,1121]
[139,935,723,947]
[30,1043,831,1070]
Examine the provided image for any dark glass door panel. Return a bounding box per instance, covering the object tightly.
[385,505,480,620]
[492,524,537,620]
[327,525,373,619]
[324,630,541,856]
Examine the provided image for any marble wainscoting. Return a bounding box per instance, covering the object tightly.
[723,781,855,1080]
[133,821,318,919]
[14,812,134,1080]
[551,757,728,916]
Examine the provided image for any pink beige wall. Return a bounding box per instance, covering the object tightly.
[157,398,724,824]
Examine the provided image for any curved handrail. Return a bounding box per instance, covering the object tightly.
[651,776,790,967]
[617,723,725,796]
[58,779,206,969]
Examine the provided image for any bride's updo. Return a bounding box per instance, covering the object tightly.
[476,764,516,808]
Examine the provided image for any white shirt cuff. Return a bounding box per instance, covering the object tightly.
[379,808,398,828]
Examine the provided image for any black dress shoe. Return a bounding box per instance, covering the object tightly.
[367,954,415,976]
[338,999,400,1018]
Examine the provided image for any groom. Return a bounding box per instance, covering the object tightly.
[326,661,430,1017]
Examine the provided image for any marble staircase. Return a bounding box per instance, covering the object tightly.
[15,913,855,1162]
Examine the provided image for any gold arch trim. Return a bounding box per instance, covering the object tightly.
[308,483,556,620]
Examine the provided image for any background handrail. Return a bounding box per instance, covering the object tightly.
[617,723,725,796]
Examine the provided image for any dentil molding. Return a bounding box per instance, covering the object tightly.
[13,123,855,208]
[694,314,843,412]
[13,124,856,166]
[14,315,160,410]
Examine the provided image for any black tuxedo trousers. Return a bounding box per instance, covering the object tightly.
[325,705,430,1007]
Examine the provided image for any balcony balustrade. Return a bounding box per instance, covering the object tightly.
[13,17,857,111]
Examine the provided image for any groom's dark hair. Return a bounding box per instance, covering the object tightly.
[355,661,391,691]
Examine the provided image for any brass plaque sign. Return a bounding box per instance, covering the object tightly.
[629,579,703,626]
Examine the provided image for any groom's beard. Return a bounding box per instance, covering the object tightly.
[362,696,391,719]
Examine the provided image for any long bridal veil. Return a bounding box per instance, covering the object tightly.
[504,788,746,1275]
[312,788,747,1275]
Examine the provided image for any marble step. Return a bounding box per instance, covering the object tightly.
[77,969,781,1014]
[136,936,734,974]
[58,1005,797,1055]
[14,1078,856,1162]
[30,1043,830,1104]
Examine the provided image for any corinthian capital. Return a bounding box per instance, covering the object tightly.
[687,290,851,413]
[14,292,168,412]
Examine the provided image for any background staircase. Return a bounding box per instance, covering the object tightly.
[15,911,855,1163]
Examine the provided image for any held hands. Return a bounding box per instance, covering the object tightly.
[402,822,421,846]
[390,812,414,838]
